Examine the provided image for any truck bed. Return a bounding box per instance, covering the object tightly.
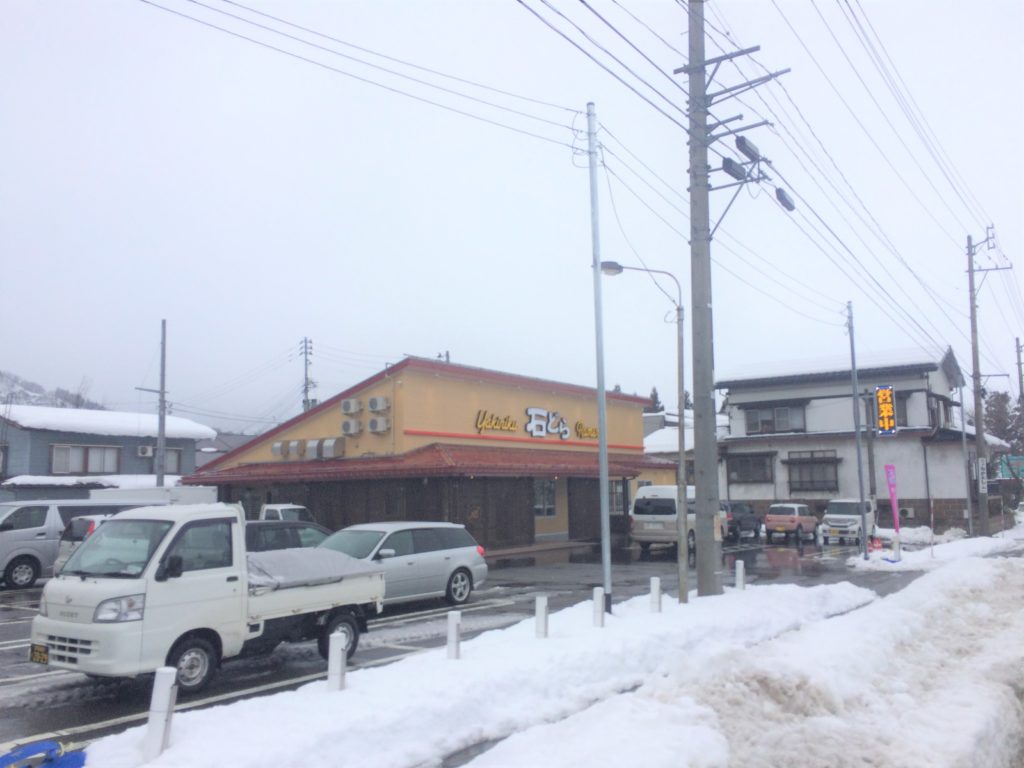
[246,548,385,621]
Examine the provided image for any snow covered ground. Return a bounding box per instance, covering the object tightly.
[87,520,1024,768]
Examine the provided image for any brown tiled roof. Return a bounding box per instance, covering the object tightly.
[183,442,673,485]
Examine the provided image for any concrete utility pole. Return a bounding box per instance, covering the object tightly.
[966,229,1009,535]
[685,0,721,596]
[135,320,168,487]
[1016,338,1023,404]
[847,303,869,560]
[586,102,613,613]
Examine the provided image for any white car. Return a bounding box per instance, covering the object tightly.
[318,522,487,606]
[821,498,876,545]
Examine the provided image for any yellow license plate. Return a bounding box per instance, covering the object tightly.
[774,527,786,532]
[30,644,48,665]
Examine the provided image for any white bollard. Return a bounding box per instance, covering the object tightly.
[535,594,549,639]
[142,667,178,761]
[735,559,745,590]
[650,576,662,613]
[327,631,347,691]
[593,587,605,628]
[447,610,462,659]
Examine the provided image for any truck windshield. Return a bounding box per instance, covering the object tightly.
[319,529,385,559]
[278,507,313,522]
[827,501,864,516]
[62,519,173,577]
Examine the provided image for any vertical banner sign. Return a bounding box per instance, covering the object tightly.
[977,459,988,496]
[884,464,901,534]
[875,385,896,435]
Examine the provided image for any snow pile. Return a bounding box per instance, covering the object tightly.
[850,521,1024,572]
[1,474,182,489]
[875,525,966,546]
[84,533,1024,768]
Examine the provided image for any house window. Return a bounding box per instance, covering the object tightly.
[533,478,556,517]
[785,450,839,492]
[161,449,182,474]
[727,454,774,483]
[744,406,805,434]
[52,445,120,475]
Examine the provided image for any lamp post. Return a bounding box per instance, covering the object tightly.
[601,261,689,603]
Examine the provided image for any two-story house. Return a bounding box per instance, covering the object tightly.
[715,349,1003,532]
[0,404,216,501]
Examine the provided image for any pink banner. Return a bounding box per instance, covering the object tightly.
[884,463,901,534]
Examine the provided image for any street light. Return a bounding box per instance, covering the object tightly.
[601,260,689,604]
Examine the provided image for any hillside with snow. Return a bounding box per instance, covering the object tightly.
[0,370,106,410]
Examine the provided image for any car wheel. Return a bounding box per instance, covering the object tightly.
[639,542,651,554]
[823,535,830,545]
[318,612,359,661]
[687,530,696,552]
[4,557,40,589]
[766,531,773,544]
[167,636,218,695]
[445,568,473,606]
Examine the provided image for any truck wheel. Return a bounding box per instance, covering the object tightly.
[168,637,218,694]
[318,613,359,661]
[445,568,473,605]
[4,557,40,589]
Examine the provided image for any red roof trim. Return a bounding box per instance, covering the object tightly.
[195,357,649,474]
[185,442,672,486]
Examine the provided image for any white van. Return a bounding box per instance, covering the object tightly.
[0,499,162,589]
[821,498,876,545]
[258,504,314,523]
[629,485,724,552]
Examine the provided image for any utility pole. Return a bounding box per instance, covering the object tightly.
[1016,338,1023,404]
[678,1,791,595]
[685,0,721,596]
[967,228,1007,536]
[137,320,168,488]
[586,102,613,613]
[300,337,316,412]
[847,303,869,560]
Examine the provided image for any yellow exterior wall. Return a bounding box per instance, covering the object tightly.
[214,363,647,470]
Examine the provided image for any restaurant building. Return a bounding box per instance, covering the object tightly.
[186,357,674,549]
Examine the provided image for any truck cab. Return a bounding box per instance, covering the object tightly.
[258,504,314,523]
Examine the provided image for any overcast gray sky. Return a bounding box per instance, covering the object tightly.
[2,0,1021,432]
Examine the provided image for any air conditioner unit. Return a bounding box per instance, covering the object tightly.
[341,398,362,415]
[341,419,362,436]
[288,440,303,459]
[899,507,915,519]
[271,441,285,458]
[137,445,154,458]
[368,416,391,434]
[305,439,321,460]
[368,396,390,413]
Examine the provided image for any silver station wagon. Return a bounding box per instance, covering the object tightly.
[318,522,487,606]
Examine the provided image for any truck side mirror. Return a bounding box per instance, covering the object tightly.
[156,554,184,582]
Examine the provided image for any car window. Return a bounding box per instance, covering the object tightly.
[320,529,384,559]
[633,498,676,516]
[412,528,444,554]
[382,530,414,556]
[3,506,48,530]
[296,525,328,548]
[166,520,233,571]
[437,527,474,549]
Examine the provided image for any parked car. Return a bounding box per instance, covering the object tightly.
[628,485,725,553]
[318,522,487,606]
[244,520,331,552]
[765,503,818,544]
[257,504,314,523]
[721,501,761,542]
[821,498,876,546]
[0,499,165,589]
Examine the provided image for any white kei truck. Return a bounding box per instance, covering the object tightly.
[30,503,385,694]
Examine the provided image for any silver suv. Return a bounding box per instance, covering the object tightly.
[319,522,487,606]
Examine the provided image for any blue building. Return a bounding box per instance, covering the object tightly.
[0,404,216,501]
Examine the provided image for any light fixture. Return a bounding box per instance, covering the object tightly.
[599,261,624,276]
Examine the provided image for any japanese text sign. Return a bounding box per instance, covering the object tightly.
[875,385,896,435]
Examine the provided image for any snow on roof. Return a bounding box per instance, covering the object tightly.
[1,474,183,489]
[644,420,731,455]
[717,349,947,386]
[0,404,215,440]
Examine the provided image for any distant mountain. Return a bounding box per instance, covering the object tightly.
[0,370,107,410]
